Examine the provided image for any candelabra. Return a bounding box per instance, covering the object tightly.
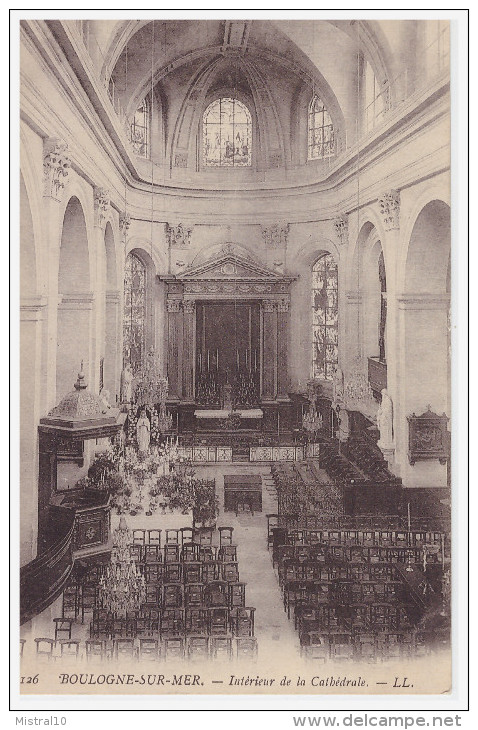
[99,516,145,616]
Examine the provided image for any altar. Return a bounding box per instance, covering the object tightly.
[194,409,263,419]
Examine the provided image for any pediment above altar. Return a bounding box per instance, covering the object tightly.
[177,246,292,283]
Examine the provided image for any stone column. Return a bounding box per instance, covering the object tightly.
[20,296,47,564]
[166,298,183,401]
[42,138,71,412]
[56,293,94,401]
[104,290,121,403]
[277,298,290,400]
[93,186,110,393]
[262,300,278,401]
[182,299,196,402]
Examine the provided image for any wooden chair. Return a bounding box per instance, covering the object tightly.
[199,545,217,562]
[85,639,107,662]
[59,640,80,661]
[208,607,229,635]
[180,527,194,545]
[112,638,136,661]
[129,544,143,562]
[230,607,255,637]
[184,583,204,608]
[144,545,161,563]
[34,638,55,661]
[164,562,182,583]
[165,529,180,545]
[218,527,234,546]
[300,631,329,661]
[187,635,209,661]
[53,618,73,641]
[201,562,220,583]
[138,637,160,661]
[132,529,146,546]
[62,584,79,620]
[164,544,180,563]
[218,545,237,563]
[185,608,209,636]
[204,581,228,607]
[210,636,233,660]
[162,583,183,609]
[221,562,239,582]
[228,582,246,609]
[194,527,213,546]
[80,583,98,622]
[236,636,258,660]
[181,542,201,563]
[164,637,185,660]
[148,529,161,546]
[183,562,202,583]
[160,608,185,638]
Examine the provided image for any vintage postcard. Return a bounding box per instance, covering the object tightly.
[15,11,465,708]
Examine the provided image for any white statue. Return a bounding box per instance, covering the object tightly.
[99,388,111,413]
[136,409,151,454]
[377,388,393,449]
[121,363,133,404]
[333,365,344,406]
[338,408,350,442]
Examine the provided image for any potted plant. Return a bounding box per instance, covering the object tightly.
[192,479,219,528]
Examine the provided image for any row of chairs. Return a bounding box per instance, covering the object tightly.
[129,543,238,565]
[273,543,437,569]
[131,526,234,548]
[272,526,445,550]
[90,606,256,640]
[139,560,240,585]
[32,635,257,662]
[300,628,427,662]
[278,560,399,585]
[292,600,411,634]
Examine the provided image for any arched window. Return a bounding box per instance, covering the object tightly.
[364,62,390,133]
[203,98,252,167]
[312,254,338,379]
[308,95,335,160]
[123,252,146,374]
[130,97,150,158]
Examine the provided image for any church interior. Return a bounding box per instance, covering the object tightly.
[19,19,451,671]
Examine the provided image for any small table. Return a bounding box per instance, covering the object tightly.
[224,475,262,514]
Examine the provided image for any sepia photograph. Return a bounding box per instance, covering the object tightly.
[14,10,467,713]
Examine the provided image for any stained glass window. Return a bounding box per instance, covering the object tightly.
[308,96,335,160]
[130,98,150,158]
[312,254,338,379]
[203,98,252,167]
[123,253,146,374]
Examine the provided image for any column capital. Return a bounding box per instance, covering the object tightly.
[182,299,196,314]
[94,187,110,229]
[20,295,48,321]
[43,138,71,201]
[334,215,349,245]
[277,298,290,313]
[59,292,95,310]
[119,212,131,236]
[262,299,277,313]
[378,189,400,231]
[261,222,289,248]
[167,223,193,248]
[106,290,121,303]
[166,298,182,313]
[397,293,451,310]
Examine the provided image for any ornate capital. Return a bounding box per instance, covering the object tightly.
[262,299,276,313]
[166,298,182,313]
[378,189,400,231]
[167,223,193,248]
[43,138,71,201]
[182,299,196,314]
[261,223,289,248]
[334,215,349,245]
[277,298,290,313]
[119,212,131,236]
[94,187,110,229]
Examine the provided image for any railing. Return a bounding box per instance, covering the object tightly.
[20,511,75,625]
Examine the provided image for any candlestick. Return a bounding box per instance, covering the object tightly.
[207,350,210,371]
[216,349,219,371]
[441,534,445,569]
[407,503,411,532]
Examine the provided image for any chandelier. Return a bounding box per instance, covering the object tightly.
[344,356,373,407]
[302,404,323,434]
[99,516,145,616]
